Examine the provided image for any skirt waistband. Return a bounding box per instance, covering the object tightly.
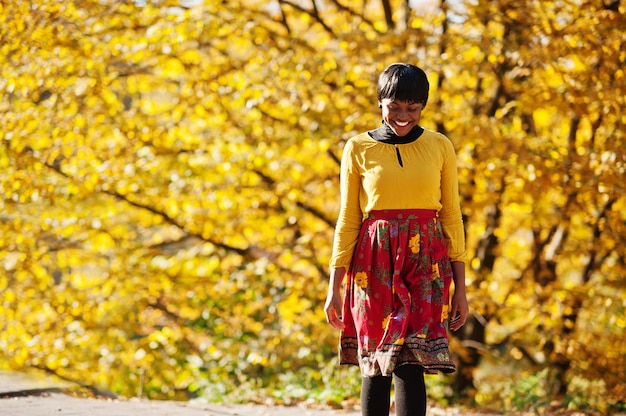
[367,209,438,220]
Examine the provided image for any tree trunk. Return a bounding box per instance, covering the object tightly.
[450,313,486,395]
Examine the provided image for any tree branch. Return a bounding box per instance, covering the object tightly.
[380,0,395,30]
[581,196,617,283]
[327,0,379,31]
[36,154,261,261]
[296,200,335,228]
[278,0,336,36]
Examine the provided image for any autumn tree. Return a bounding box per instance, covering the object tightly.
[441,1,626,409]
[1,0,624,412]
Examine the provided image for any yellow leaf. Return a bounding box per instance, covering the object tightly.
[157,57,186,79]
[180,49,201,65]
[90,232,116,253]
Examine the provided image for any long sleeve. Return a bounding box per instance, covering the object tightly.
[438,138,466,262]
[330,140,363,269]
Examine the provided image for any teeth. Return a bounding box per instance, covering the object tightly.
[396,121,409,127]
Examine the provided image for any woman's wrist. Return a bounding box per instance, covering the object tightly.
[450,261,466,290]
[329,267,346,292]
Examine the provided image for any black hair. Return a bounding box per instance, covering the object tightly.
[376,63,429,107]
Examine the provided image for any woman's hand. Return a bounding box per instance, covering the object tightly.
[449,261,469,331]
[450,288,469,331]
[324,291,345,330]
[324,267,346,330]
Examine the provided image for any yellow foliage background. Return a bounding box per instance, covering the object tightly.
[1,0,625,412]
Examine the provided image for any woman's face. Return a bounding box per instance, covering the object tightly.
[379,99,423,137]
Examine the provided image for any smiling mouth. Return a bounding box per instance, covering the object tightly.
[394,121,410,127]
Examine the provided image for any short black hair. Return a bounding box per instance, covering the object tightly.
[377,63,429,107]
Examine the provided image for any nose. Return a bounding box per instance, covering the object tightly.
[395,108,409,117]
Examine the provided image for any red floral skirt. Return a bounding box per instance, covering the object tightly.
[339,209,456,377]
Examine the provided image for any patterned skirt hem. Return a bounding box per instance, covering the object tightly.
[339,336,456,376]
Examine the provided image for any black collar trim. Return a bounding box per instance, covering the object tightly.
[368,121,423,144]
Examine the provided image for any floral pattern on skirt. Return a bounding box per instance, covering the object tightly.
[339,209,456,376]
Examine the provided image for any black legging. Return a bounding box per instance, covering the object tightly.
[360,365,427,416]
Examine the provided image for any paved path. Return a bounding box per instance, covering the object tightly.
[0,370,480,416]
[0,370,362,416]
[1,392,364,416]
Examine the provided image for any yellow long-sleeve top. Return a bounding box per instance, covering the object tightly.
[330,128,466,269]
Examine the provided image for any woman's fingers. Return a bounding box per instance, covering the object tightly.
[450,313,464,331]
[330,315,346,330]
[324,291,345,330]
[450,295,469,331]
[325,304,345,330]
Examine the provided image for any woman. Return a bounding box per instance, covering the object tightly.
[324,63,469,416]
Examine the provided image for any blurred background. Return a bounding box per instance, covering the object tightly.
[1,0,625,413]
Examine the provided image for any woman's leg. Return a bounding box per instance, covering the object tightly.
[361,375,392,416]
[393,365,427,416]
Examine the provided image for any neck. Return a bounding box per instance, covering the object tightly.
[368,121,423,144]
